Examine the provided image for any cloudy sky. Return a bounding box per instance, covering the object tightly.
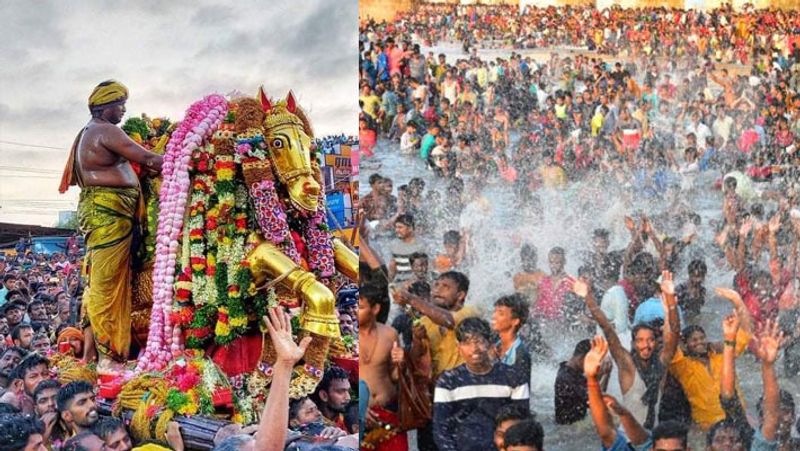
[0,0,358,227]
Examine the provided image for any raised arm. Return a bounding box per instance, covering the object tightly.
[393,288,456,329]
[660,271,680,366]
[604,395,651,447]
[720,313,740,401]
[756,319,784,442]
[584,336,617,449]
[573,279,635,394]
[715,287,754,339]
[767,214,783,283]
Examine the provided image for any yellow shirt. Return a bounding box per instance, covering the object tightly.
[360,94,381,120]
[421,305,480,378]
[669,329,750,430]
[540,165,567,189]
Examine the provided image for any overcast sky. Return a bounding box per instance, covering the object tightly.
[0,0,358,227]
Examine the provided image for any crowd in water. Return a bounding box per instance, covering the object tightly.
[358,3,800,451]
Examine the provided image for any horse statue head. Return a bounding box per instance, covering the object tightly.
[258,86,321,214]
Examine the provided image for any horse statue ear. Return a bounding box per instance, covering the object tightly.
[286,91,297,114]
[259,86,272,112]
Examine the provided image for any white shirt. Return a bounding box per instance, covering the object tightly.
[599,285,630,336]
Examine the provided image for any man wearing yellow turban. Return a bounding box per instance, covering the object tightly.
[59,80,164,374]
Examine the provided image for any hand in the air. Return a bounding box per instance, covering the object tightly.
[263,307,312,366]
[584,336,608,378]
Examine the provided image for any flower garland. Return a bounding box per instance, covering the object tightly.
[139,95,227,372]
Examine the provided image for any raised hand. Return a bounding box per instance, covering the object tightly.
[722,313,740,341]
[715,287,744,308]
[739,218,753,238]
[602,394,629,417]
[660,270,675,297]
[768,214,781,235]
[755,319,784,364]
[624,216,636,232]
[572,278,590,298]
[584,336,608,378]
[263,307,312,366]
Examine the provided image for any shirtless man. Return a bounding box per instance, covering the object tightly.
[359,284,407,450]
[59,80,163,373]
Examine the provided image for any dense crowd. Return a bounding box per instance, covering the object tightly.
[359,3,800,451]
[0,243,360,450]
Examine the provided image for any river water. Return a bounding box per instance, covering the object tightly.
[361,43,799,449]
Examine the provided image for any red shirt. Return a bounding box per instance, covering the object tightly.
[535,275,572,320]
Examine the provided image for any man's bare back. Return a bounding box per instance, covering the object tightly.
[77,118,161,188]
[360,322,399,408]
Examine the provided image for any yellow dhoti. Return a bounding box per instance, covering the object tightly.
[78,186,141,363]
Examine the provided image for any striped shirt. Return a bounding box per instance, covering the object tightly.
[433,363,530,451]
[389,238,425,282]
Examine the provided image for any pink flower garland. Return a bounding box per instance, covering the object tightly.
[138,95,228,372]
[302,193,336,278]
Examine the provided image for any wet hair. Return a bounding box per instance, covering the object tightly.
[572,339,592,357]
[455,317,492,343]
[653,420,688,448]
[521,244,537,262]
[438,271,469,294]
[57,381,94,413]
[395,214,415,228]
[688,259,707,277]
[443,230,461,246]
[63,430,100,451]
[409,252,429,265]
[681,325,706,342]
[629,252,656,276]
[315,366,349,397]
[288,396,310,422]
[494,404,533,428]
[632,323,657,342]
[92,417,126,441]
[8,353,48,383]
[494,294,529,332]
[706,418,746,447]
[0,414,44,450]
[593,228,610,240]
[549,247,565,258]
[368,173,383,185]
[408,280,431,298]
[503,419,544,450]
[33,379,60,403]
[11,323,32,341]
[1,346,27,360]
[359,282,388,324]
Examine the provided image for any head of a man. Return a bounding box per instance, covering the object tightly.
[548,247,566,276]
[0,414,45,451]
[502,419,545,451]
[57,381,98,431]
[492,294,528,335]
[682,325,708,358]
[312,366,351,416]
[9,353,49,397]
[456,317,493,373]
[593,228,610,254]
[33,379,60,417]
[88,80,129,125]
[4,302,26,328]
[0,346,26,379]
[520,244,538,273]
[706,418,746,451]
[493,404,532,450]
[652,420,689,451]
[93,417,132,451]
[394,214,415,240]
[12,324,34,350]
[431,271,469,310]
[27,301,47,322]
[289,396,323,427]
[631,324,657,361]
[687,259,707,288]
[409,252,429,281]
[31,333,50,355]
[64,431,106,451]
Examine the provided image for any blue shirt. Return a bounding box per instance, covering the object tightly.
[633,297,685,326]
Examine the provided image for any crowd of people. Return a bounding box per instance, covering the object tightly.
[359,2,800,451]
[0,246,360,450]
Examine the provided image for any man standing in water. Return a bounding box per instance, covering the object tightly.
[59,80,163,374]
[359,284,407,450]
